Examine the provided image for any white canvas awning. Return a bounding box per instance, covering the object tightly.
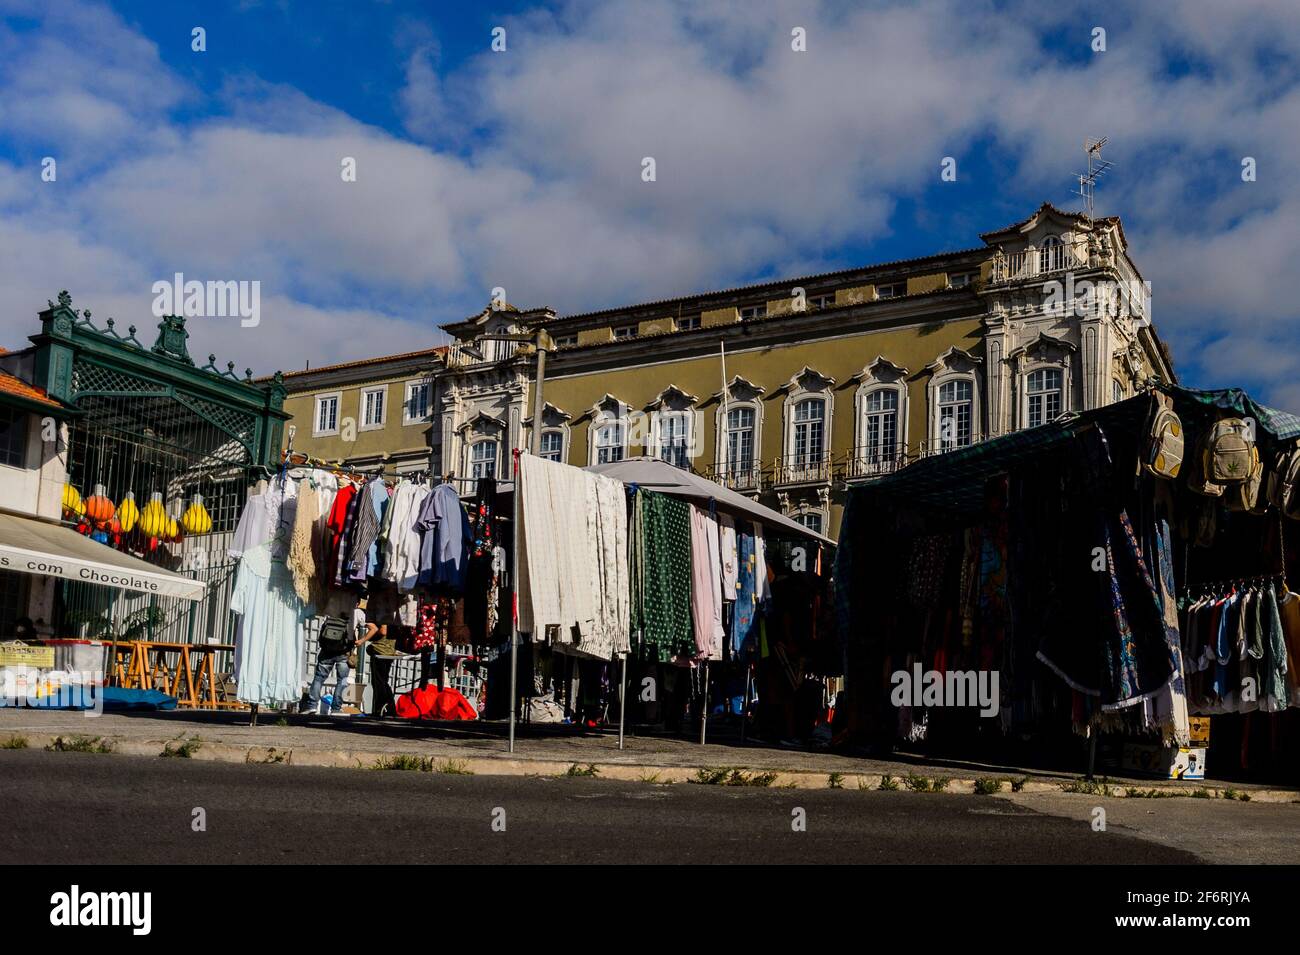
[0,509,207,602]
[585,457,834,544]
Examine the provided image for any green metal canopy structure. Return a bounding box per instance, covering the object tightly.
[20,291,290,644]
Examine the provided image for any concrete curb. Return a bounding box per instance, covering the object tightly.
[10,729,1299,803]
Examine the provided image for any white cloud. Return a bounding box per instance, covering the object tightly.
[0,0,1297,413]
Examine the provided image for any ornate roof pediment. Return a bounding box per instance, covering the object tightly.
[712,374,766,402]
[647,384,699,410]
[853,355,910,384]
[455,410,507,434]
[1008,332,1077,362]
[780,366,836,394]
[925,346,983,375]
[523,402,572,426]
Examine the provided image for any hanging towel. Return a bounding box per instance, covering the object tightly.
[689,505,725,660]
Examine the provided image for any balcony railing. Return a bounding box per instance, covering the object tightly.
[844,447,906,480]
[706,462,765,493]
[774,451,832,486]
[989,245,1083,284]
[446,339,520,369]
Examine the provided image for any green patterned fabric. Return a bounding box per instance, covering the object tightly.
[630,489,695,662]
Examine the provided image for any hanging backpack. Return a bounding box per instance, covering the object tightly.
[1225,456,1265,513]
[1267,445,1300,515]
[1203,418,1256,483]
[1142,392,1184,479]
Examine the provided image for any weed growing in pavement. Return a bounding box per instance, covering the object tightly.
[1061,777,1112,796]
[1010,776,1029,792]
[973,777,1004,795]
[565,763,600,778]
[903,773,949,793]
[828,772,844,789]
[373,754,432,771]
[436,759,473,775]
[690,767,777,787]
[45,735,113,754]
[0,735,28,749]
[878,774,900,791]
[1191,788,1211,799]
[1221,788,1251,802]
[639,771,663,784]
[161,738,202,758]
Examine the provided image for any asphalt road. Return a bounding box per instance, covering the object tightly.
[0,750,1209,864]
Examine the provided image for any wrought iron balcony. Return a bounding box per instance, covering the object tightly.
[706,462,764,493]
[773,451,831,487]
[844,447,906,480]
[988,245,1083,284]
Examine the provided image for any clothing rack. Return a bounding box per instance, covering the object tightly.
[1187,572,1287,601]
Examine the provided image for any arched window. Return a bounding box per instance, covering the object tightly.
[594,421,625,464]
[862,388,899,464]
[659,411,690,468]
[539,430,564,462]
[725,406,755,470]
[1025,368,1063,428]
[937,379,974,449]
[792,398,825,463]
[469,440,498,479]
[1039,235,1065,274]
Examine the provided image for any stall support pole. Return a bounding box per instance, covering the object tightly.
[699,660,709,745]
[1086,730,1097,781]
[618,654,627,751]
[508,449,520,755]
[739,665,751,743]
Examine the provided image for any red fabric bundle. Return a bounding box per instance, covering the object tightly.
[394,685,478,721]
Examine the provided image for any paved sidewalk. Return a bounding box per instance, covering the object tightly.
[2,708,1296,801]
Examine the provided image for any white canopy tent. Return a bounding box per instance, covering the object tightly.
[506,454,831,753]
[0,508,206,602]
[584,457,834,545]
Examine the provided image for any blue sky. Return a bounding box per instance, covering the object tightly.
[2,0,1299,408]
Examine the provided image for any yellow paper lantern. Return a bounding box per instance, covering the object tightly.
[182,494,213,535]
[138,492,169,539]
[116,491,140,533]
[61,483,85,518]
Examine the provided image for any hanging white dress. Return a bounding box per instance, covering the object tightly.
[229,481,309,707]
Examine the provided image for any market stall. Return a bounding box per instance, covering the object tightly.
[835,385,1300,782]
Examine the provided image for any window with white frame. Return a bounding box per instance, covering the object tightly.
[876,283,903,299]
[595,420,625,464]
[794,511,824,535]
[314,393,340,435]
[539,429,564,462]
[725,406,755,472]
[937,379,974,449]
[739,304,766,322]
[809,293,835,310]
[360,387,386,428]
[613,325,636,340]
[676,316,701,331]
[792,398,825,463]
[862,388,899,463]
[948,271,978,288]
[404,381,430,423]
[659,412,690,469]
[1025,368,1063,428]
[553,334,578,348]
[469,440,498,479]
[1038,235,1065,273]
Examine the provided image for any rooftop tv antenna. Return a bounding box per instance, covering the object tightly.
[1074,137,1112,222]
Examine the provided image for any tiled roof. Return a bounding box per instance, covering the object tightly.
[980,202,1121,240]
[0,350,62,410]
[550,246,988,324]
[266,345,447,382]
